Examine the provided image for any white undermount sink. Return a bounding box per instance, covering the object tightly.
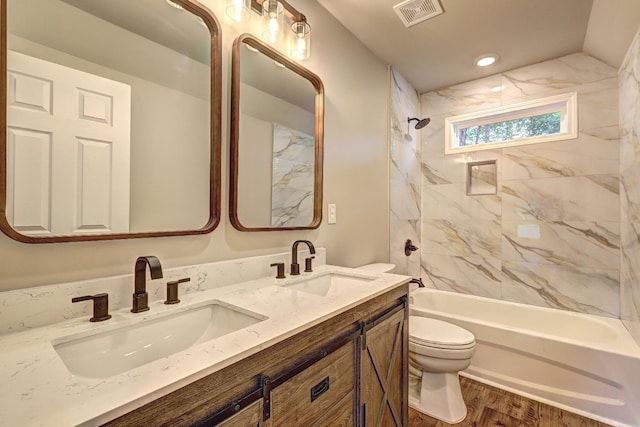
[53,302,267,379]
[279,271,377,297]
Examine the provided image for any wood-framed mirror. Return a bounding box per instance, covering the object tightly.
[230,34,324,231]
[0,0,222,243]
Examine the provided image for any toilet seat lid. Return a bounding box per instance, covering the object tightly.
[409,316,475,348]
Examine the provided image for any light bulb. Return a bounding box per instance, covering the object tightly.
[290,21,310,60]
[262,0,283,44]
[269,17,279,41]
[225,0,250,22]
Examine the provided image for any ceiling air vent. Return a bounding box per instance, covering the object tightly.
[393,0,444,28]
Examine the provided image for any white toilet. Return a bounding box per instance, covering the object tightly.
[408,315,475,423]
[356,263,476,423]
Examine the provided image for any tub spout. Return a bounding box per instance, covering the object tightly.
[410,277,425,288]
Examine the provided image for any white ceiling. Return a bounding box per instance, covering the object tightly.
[317,0,640,93]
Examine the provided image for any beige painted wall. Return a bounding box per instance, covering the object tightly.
[0,0,390,291]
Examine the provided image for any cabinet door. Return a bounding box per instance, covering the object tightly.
[269,340,355,426]
[215,400,261,427]
[361,309,407,427]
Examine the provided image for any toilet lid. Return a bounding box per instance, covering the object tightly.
[409,316,475,348]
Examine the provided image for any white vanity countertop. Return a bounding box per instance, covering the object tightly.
[0,264,409,426]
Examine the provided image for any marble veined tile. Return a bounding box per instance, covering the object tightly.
[501,126,619,180]
[391,165,420,220]
[271,123,314,226]
[391,137,421,190]
[619,29,640,346]
[620,29,640,81]
[391,67,420,118]
[422,218,501,259]
[422,183,501,221]
[421,254,502,299]
[390,214,421,277]
[501,261,619,317]
[577,78,619,131]
[502,175,619,222]
[390,67,421,276]
[502,220,619,270]
[501,53,617,101]
[621,245,640,339]
[619,63,639,141]
[421,116,502,186]
[421,74,503,117]
[620,135,640,229]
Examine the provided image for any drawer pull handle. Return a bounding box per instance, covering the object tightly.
[310,376,330,402]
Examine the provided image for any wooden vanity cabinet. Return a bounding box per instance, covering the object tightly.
[267,340,355,426]
[360,309,407,426]
[214,400,261,427]
[103,284,408,427]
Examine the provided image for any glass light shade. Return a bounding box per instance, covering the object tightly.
[261,0,283,44]
[290,21,311,61]
[225,0,250,22]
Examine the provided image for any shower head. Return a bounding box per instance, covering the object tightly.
[408,117,431,130]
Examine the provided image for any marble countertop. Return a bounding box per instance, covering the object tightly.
[0,264,409,426]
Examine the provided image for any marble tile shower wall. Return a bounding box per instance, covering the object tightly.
[420,53,621,317]
[389,67,422,276]
[620,30,640,344]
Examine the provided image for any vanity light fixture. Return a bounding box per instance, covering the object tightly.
[226,0,251,22]
[249,0,312,60]
[290,20,311,61]
[262,0,284,44]
[475,54,498,67]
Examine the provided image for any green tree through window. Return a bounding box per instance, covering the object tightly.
[459,112,561,147]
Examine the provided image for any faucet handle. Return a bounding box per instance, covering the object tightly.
[270,263,286,279]
[72,293,112,322]
[165,278,190,305]
[304,256,315,273]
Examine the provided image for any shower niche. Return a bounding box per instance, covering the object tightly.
[466,160,497,196]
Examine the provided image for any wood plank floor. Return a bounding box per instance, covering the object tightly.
[408,377,612,427]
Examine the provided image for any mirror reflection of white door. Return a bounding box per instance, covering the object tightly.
[6,51,131,235]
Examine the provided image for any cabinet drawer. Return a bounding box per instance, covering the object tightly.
[270,341,354,426]
[310,393,353,427]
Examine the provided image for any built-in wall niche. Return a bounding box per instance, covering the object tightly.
[229,34,324,231]
[0,0,222,243]
[466,160,497,196]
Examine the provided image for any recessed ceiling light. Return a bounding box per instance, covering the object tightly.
[476,54,498,67]
[491,85,506,92]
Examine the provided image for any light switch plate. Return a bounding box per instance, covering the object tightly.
[328,204,337,224]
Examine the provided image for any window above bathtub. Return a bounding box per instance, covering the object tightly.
[445,92,578,154]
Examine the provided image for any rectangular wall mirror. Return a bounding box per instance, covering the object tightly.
[0,0,222,243]
[229,34,324,231]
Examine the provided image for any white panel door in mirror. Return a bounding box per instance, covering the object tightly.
[7,51,131,235]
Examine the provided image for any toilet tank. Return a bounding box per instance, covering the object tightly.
[356,263,396,274]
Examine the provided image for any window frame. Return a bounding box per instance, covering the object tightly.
[444,92,578,154]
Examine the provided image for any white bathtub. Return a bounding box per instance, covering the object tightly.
[410,288,640,427]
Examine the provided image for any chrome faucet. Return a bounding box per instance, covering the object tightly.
[131,256,163,313]
[290,240,316,275]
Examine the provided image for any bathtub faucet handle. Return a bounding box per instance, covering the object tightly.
[405,239,419,256]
